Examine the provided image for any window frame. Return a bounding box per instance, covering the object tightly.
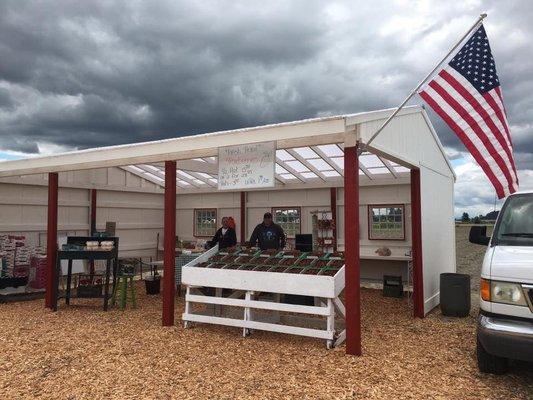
[367,204,406,241]
[271,206,302,239]
[193,208,218,238]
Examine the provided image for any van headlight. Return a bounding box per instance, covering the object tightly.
[491,281,527,306]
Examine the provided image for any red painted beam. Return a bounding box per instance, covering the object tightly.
[89,189,97,275]
[344,145,361,355]
[90,189,97,235]
[410,169,425,318]
[330,187,337,252]
[240,191,246,244]
[45,173,58,309]
[162,160,177,326]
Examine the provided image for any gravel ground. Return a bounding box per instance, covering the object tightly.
[455,225,494,293]
[0,227,532,399]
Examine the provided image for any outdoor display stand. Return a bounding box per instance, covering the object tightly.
[182,245,346,349]
[53,236,119,311]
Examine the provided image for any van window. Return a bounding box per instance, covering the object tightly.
[493,194,533,246]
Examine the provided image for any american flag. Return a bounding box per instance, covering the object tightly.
[419,24,518,199]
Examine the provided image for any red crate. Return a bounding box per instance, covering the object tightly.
[29,255,47,289]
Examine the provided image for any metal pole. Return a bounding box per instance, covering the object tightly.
[362,13,487,153]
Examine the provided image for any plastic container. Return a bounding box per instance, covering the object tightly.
[145,276,161,295]
[440,273,471,317]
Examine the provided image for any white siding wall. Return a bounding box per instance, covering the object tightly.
[420,167,456,314]
[1,165,454,312]
[0,167,164,258]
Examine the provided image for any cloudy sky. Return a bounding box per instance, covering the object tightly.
[1,0,532,216]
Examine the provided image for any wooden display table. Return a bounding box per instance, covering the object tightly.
[53,236,119,311]
[181,246,346,349]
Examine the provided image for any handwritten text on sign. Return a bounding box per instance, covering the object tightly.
[218,142,275,190]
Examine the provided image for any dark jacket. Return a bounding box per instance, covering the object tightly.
[249,222,286,250]
[208,227,237,250]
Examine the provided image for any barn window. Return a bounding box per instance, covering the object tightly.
[368,205,405,240]
[272,207,301,238]
[194,209,217,237]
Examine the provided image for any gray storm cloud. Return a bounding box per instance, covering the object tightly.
[1,0,532,215]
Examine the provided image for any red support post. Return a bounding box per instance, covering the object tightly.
[45,173,58,309]
[89,189,97,275]
[240,191,246,244]
[410,169,425,318]
[330,187,337,252]
[344,145,361,356]
[162,161,177,326]
[90,189,97,235]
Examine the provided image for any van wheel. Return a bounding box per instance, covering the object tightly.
[477,338,508,374]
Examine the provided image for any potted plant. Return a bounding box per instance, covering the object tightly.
[144,269,161,295]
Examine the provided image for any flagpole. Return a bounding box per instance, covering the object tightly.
[361,13,488,154]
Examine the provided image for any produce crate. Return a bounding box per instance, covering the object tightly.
[77,275,103,298]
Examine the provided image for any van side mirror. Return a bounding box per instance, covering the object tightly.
[469,225,490,246]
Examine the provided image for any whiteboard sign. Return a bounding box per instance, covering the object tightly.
[218,141,276,190]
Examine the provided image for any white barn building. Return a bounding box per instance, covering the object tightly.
[0,105,455,355]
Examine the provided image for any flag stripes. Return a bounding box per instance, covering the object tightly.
[418,24,518,199]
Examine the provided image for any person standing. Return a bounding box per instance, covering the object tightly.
[249,212,286,250]
[208,217,237,249]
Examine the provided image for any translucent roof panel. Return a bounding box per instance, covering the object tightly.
[127,165,145,173]
[293,147,319,159]
[368,167,390,175]
[308,158,332,171]
[148,174,164,181]
[178,171,195,179]
[316,144,343,157]
[359,154,384,168]
[280,173,297,180]
[276,149,294,161]
[285,160,309,173]
[330,157,344,170]
[301,172,318,179]
[394,165,410,173]
[275,163,289,174]
[322,170,341,177]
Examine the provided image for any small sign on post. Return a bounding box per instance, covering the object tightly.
[218,142,276,190]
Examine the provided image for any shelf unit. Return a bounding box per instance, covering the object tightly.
[311,210,336,253]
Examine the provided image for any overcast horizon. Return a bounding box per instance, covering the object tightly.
[1,0,532,217]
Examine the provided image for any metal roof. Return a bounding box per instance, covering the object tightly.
[0,105,454,186]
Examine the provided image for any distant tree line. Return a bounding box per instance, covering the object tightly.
[460,210,499,224]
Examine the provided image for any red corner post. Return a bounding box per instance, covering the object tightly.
[330,187,337,252]
[240,191,246,244]
[90,189,97,235]
[344,146,361,355]
[162,161,177,326]
[89,189,97,275]
[45,173,58,309]
[410,168,424,318]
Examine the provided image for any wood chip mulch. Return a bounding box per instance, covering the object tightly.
[0,285,532,400]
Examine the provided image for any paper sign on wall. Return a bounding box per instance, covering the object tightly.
[218,141,276,190]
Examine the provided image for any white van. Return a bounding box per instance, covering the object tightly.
[469,191,533,374]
